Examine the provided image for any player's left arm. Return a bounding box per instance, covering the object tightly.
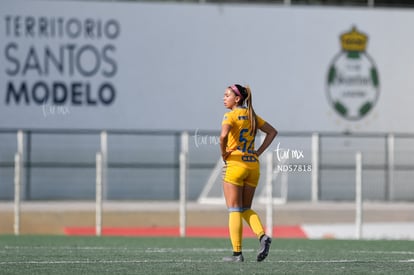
[255,122,278,157]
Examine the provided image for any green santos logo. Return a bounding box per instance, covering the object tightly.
[326,26,380,121]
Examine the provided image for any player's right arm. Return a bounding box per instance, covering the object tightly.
[220,123,232,162]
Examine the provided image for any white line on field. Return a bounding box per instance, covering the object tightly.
[3,246,414,256]
[2,246,253,253]
[3,246,127,250]
[0,260,176,265]
[166,249,414,256]
[351,250,414,255]
[0,247,325,257]
[0,259,413,265]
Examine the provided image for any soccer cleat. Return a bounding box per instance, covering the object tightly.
[222,254,244,262]
[257,235,272,262]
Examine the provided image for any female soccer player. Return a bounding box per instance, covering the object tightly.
[220,84,278,262]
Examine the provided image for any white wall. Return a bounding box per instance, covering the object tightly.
[1,1,414,133]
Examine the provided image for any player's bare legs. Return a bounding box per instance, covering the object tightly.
[222,182,244,262]
[223,182,271,262]
[223,181,243,209]
[242,184,272,262]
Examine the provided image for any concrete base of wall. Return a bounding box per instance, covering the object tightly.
[1,201,413,235]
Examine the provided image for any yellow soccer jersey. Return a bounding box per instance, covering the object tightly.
[222,107,265,160]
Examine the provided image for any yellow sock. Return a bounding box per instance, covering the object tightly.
[228,211,243,252]
[242,209,265,239]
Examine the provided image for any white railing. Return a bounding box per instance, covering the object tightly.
[355,151,363,240]
[265,152,274,238]
[179,132,189,237]
[95,152,103,236]
[311,133,319,202]
[13,152,21,236]
[7,129,414,237]
[13,130,24,236]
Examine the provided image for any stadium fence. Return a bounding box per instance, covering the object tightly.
[4,128,414,236]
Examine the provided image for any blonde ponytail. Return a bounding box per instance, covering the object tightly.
[245,85,257,136]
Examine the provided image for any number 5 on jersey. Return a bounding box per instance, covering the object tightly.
[238,128,255,153]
